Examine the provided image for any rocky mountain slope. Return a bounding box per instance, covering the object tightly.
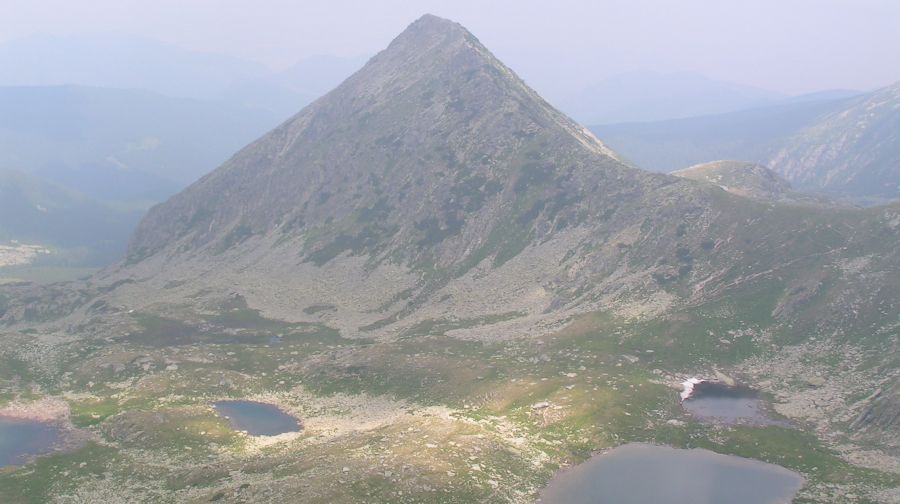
[672,160,836,206]
[109,16,897,348]
[673,161,791,199]
[769,82,900,202]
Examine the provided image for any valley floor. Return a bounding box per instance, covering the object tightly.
[0,307,897,503]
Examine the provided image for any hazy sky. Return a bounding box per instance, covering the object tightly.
[2,0,899,96]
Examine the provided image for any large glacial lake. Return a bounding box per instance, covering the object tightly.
[213,400,301,436]
[539,443,803,504]
[0,417,64,467]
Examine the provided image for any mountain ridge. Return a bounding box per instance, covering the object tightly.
[672,160,838,206]
[102,15,897,359]
[126,14,633,267]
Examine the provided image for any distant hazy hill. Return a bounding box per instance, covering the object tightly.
[592,85,899,202]
[0,168,141,265]
[271,54,371,97]
[0,34,366,117]
[0,85,283,204]
[221,55,369,118]
[560,71,786,125]
[591,97,852,172]
[0,33,267,101]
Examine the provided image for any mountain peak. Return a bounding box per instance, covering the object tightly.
[126,15,632,273]
[379,14,475,58]
[408,14,466,33]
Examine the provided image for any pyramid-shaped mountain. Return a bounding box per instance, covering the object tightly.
[128,15,638,264]
[113,15,897,342]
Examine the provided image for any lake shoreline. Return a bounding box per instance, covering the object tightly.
[539,442,805,504]
[0,398,90,468]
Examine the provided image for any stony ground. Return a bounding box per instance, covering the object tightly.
[0,304,897,503]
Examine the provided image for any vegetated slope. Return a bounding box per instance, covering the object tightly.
[107,15,898,355]
[591,84,900,203]
[0,168,141,265]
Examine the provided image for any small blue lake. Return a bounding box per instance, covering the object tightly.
[213,400,301,436]
[0,417,64,467]
[539,443,803,504]
[683,382,786,426]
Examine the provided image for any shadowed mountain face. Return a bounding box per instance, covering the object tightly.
[118,15,897,346]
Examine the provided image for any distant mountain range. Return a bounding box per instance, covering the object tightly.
[0,34,368,269]
[0,85,283,203]
[559,71,789,125]
[592,83,900,203]
[0,33,366,116]
[0,85,285,267]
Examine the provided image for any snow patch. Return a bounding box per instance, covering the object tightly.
[680,377,704,401]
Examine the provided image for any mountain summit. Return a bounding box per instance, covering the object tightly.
[127,14,632,271]
[111,15,896,348]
